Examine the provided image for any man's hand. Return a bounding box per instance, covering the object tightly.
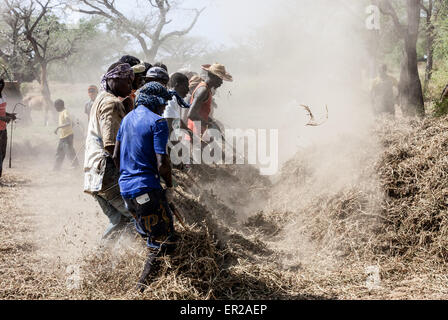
[10,113,17,121]
[164,188,175,203]
[122,96,133,113]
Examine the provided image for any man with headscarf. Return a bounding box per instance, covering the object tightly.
[84,62,135,239]
[113,82,176,289]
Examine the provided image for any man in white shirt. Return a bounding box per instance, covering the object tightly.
[163,73,190,135]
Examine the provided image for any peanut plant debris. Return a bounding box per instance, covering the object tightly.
[2,117,448,299]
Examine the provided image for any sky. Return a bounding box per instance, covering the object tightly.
[178,0,274,45]
[106,0,276,47]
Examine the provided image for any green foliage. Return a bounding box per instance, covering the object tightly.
[424,1,448,114]
[48,17,130,83]
[433,97,448,116]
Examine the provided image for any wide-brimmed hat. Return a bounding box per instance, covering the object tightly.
[201,63,233,82]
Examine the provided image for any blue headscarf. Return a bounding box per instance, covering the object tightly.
[135,82,190,114]
[169,90,191,109]
[135,82,173,114]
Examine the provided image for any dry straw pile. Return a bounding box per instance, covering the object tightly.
[2,116,448,299]
[375,117,448,261]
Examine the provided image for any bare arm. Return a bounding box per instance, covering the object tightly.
[56,123,71,130]
[156,154,173,188]
[112,140,121,169]
[187,86,209,124]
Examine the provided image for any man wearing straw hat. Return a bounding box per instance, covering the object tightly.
[186,63,232,142]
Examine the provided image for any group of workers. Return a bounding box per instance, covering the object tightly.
[0,57,233,288]
[62,55,234,284]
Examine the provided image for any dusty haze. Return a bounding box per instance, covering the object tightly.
[8,0,381,282]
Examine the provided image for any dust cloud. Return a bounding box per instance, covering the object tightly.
[212,0,379,187]
[209,0,383,269]
[8,0,381,282]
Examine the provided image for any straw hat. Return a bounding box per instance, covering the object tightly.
[201,63,233,82]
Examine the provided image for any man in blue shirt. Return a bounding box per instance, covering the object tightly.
[113,82,176,253]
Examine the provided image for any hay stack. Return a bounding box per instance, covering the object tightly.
[375,116,448,261]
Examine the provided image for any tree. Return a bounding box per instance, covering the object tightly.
[5,0,85,102]
[377,0,425,117]
[72,0,205,61]
[48,17,131,83]
[158,35,210,71]
[421,0,444,93]
[0,2,39,82]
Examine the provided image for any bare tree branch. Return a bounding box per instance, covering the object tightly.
[377,0,406,36]
[74,0,205,60]
[160,8,206,42]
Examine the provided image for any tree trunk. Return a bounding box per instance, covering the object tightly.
[40,62,53,126]
[145,42,161,62]
[423,2,435,93]
[400,0,425,117]
[40,62,51,102]
[424,31,434,92]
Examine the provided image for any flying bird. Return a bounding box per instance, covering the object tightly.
[299,104,329,127]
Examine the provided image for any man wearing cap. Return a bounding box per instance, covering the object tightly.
[145,67,170,87]
[125,63,147,111]
[84,62,135,239]
[187,63,232,142]
[85,85,99,122]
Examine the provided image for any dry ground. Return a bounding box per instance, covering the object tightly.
[1,112,448,300]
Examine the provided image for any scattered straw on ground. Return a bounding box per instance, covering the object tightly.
[2,116,448,299]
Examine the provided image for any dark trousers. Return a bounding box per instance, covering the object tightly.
[54,134,79,170]
[94,157,132,238]
[0,130,7,178]
[123,189,176,250]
